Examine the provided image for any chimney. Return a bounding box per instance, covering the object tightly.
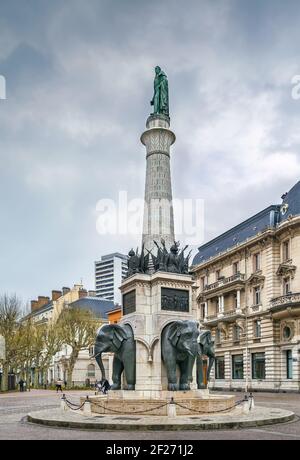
[79,289,88,299]
[31,300,39,312]
[62,287,71,296]
[37,296,50,309]
[52,290,62,301]
[88,290,96,297]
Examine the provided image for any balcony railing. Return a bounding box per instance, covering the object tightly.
[206,314,218,321]
[270,292,300,309]
[204,308,246,322]
[204,273,245,292]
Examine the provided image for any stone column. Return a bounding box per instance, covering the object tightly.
[236,289,241,313]
[141,114,176,253]
[218,295,224,316]
[204,301,208,319]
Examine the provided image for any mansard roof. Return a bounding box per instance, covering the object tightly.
[69,297,115,319]
[192,180,300,267]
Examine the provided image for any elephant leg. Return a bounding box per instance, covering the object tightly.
[111,356,124,390]
[197,356,206,389]
[165,359,178,391]
[178,360,190,391]
[179,357,194,390]
[207,355,215,382]
[123,357,135,391]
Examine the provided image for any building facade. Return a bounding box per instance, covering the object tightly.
[192,181,300,392]
[95,253,128,303]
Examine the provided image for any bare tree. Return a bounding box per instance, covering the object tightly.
[32,323,64,387]
[57,307,98,388]
[0,294,23,391]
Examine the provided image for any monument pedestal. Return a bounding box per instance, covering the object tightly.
[120,271,197,391]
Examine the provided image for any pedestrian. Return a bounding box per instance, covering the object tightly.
[19,379,24,392]
[100,379,111,395]
[64,380,67,390]
[55,379,63,393]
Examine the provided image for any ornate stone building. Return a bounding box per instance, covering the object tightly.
[192,181,300,392]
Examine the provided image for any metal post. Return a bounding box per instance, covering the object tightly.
[83,395,92,415]
[167,397,177,417]
[61,394,67,412]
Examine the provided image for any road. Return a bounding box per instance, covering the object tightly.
[0,390,299,440]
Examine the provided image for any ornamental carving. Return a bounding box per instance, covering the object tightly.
[276,262,296,279]
[247,272,265,287]
[217,322,229,339]
[236,319,246,333]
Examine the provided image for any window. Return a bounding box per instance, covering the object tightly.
[201,276,206,291]
[232,355,244,379]
[215,329,221,344]
[215,356,225,379]
[254,320,261,338]
[233,325,241,342]
[282,240,290,262]
[87,364,95,378]
[253,253,261,272]
[286,350,293,379]
[252,353,265,379]
[216,270,221,281]
[254,286,261,305]
[89,346,94,357]
[200,303,206,319]
[283,325,292,341]
[283,278,291,295]
[233,262,239,275]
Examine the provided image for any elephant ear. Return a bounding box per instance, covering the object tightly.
[199,330,211,348]
[112,325,128,350]
[168,321,183,347]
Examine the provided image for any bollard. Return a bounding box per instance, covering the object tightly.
[61,394,68,412]
[167,397,177,418]
[83,395,92,415]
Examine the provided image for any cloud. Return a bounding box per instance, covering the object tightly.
[1,0,300,300]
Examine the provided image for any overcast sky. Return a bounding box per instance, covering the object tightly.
[1,0,300,303]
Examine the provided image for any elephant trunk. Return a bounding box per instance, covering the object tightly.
[95,350,106,381]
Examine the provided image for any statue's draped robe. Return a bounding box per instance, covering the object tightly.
[153,71,169,116]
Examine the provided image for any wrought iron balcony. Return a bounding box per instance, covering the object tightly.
[203,273,246,293]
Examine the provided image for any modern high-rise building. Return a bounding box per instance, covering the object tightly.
[95,253,128,304]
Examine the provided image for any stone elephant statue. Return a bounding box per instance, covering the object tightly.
[161,320,200,391]
[196,329,215,389]
[94,323,136,390]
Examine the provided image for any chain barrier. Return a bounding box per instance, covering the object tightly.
[91,400,169,415]
[63,395,87,411]
[61,393,253,415]
[171,396,248,415]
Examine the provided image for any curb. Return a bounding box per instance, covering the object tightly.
[27,409,296,431]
